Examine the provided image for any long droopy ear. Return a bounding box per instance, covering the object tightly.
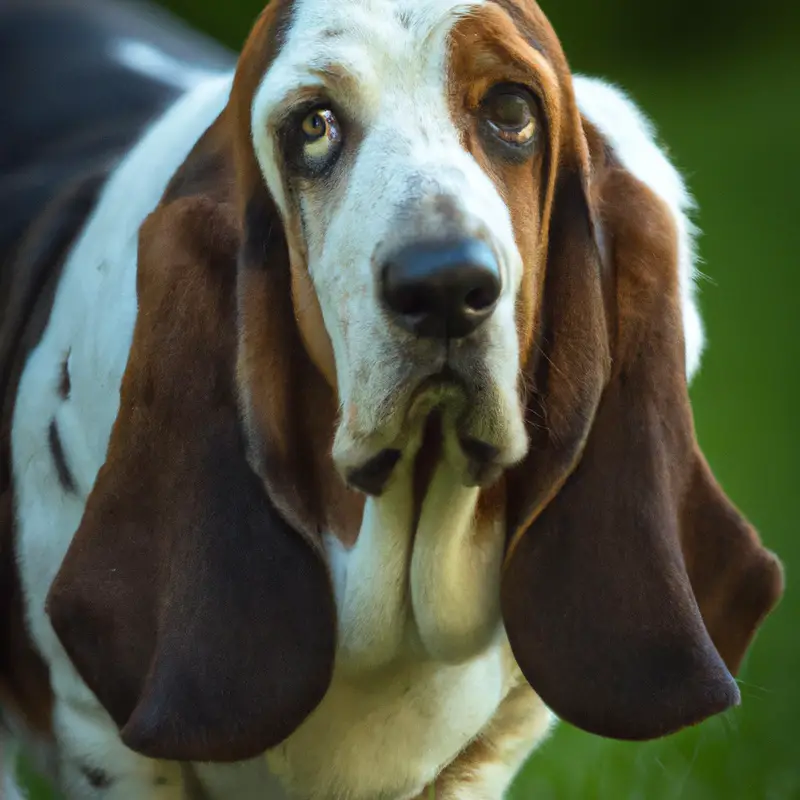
[46,193,336,762]
[502,126,783,741]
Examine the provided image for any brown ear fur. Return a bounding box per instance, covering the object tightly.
[228,13,363,544]
[502,130,783,741]
[681,451,783,675]
[234,185,360,542]
[46,191,336,762]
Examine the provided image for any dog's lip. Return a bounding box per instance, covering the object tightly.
[343,368,457,496]
[460,437,503,487]
[340,364,506,495]
[410,363,465,396]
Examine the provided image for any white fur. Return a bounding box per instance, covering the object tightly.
[325,461,418,671]
[574,75,705,380]
[8,7,707,800]
[282,439,510,798]
[250,15,530,791]
[112,39,223,91]
[267,649,507,799]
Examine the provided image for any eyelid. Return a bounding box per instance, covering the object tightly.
[487,118,536,144]
[481,83,540,112]
[269,85,334,130]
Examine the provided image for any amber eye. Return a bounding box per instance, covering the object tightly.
[482,86,537,147]
[299,108,342,165]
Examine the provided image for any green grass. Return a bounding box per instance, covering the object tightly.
[14,4,799,799]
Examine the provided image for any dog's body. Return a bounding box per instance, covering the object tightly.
[0,1,783,799]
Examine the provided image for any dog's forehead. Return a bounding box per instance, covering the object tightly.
[233,0,571,208]
[248,0,557,109]
[279,0,482,65]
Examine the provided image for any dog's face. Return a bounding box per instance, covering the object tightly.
[249,0,562,489]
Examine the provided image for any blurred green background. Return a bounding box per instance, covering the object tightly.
[18,0,800,798]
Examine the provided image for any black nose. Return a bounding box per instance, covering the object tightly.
[381,239,501,339]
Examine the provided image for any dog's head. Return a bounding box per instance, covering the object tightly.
[238,0,567,493]
[47,0,782,764]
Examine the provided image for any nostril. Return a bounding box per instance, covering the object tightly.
[391,285,430,318]
[464,285,497,312]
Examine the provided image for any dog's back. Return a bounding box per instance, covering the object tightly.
[0,0,233,261]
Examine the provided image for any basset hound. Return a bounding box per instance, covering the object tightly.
[0,0,784,797]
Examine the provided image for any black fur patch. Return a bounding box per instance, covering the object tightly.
[81,764,113,790]
[48,419,76,494]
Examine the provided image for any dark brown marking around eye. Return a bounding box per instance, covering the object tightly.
[49,418,77,494]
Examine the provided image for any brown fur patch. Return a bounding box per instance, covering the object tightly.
[445,2,587,529]
[230,0,296,214]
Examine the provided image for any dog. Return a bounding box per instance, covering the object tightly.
[0,0,783,797]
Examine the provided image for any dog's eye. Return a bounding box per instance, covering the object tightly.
[300,108,341,165]
[481,86,537,147]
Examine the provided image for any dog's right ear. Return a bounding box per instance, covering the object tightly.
[47,189,337,763]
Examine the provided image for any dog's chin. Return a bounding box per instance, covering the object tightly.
[333,373,528,497]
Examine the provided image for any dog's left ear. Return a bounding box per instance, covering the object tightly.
[46,192,336,762]
[501,112,783,741]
